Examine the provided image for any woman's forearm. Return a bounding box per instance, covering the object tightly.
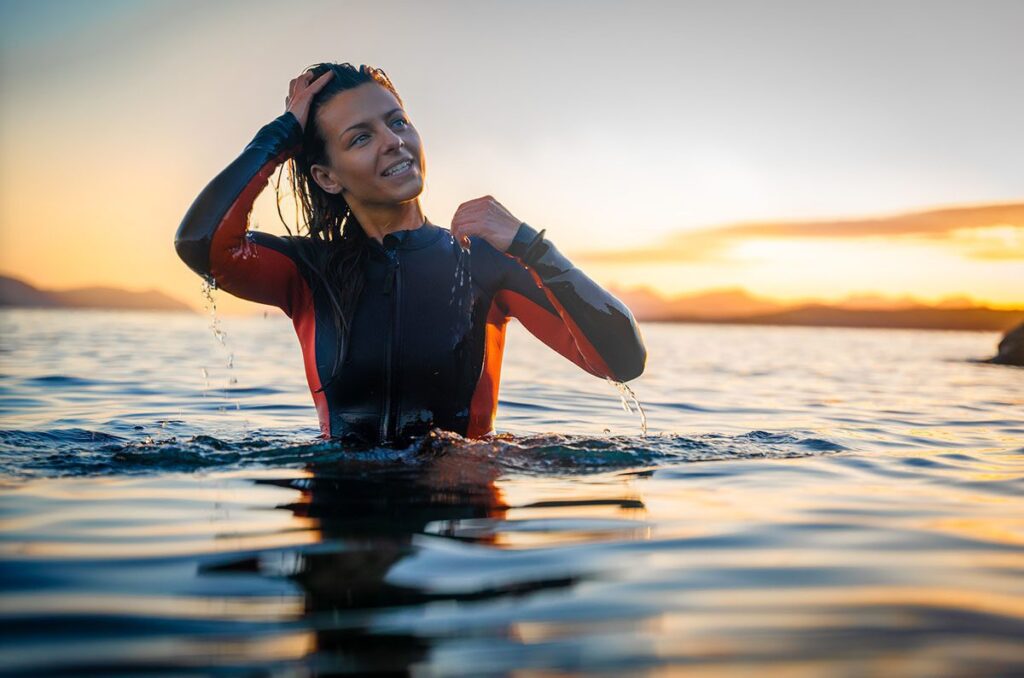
[506,223,647,382]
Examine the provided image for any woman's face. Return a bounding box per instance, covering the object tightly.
[310,82,425,207]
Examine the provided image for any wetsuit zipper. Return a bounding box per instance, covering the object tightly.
[380,250,401,442]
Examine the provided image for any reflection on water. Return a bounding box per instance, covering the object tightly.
[3,446,1022,675]
[1,309,1023,675]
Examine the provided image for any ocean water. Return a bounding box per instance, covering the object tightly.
[0,307,1021,676]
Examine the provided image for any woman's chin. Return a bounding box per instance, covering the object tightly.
[386,177,425,202]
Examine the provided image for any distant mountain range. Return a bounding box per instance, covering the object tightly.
[610,286,1023,332]
[1,274,1020,331]
[0,275,193,312]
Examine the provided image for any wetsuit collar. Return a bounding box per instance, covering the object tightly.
[375,221,445,252]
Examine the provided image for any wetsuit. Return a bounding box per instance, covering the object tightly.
[175,111,646,444]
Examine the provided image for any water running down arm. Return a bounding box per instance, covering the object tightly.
[174,112,307,316]
[499,223,647,382]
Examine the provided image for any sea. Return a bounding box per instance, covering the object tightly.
[1,307,1021,676]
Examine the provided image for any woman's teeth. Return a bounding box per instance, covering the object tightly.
[384,160,412,177]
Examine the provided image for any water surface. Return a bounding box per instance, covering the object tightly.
[1,309,1021,676]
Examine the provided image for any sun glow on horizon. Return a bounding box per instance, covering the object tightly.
[2,4,1022,318]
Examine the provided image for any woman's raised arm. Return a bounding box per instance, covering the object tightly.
[173,70,333,316]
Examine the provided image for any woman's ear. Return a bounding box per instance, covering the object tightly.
[311,164,345,195]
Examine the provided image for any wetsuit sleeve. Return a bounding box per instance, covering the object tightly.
[174,111,307,317]
[497,222,647,382]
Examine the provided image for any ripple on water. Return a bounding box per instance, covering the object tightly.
[23,375,103,387]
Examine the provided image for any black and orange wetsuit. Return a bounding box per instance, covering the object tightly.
[175,111,646,444]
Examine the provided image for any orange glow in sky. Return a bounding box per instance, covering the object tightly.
[1,1,1021,314]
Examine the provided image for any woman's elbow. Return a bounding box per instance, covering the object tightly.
[605,336,646,382]
[174,225,212,279]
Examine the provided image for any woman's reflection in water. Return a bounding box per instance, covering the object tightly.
[207,439,646,675]
[253,440,574,675]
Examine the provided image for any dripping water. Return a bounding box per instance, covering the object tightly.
[448,233,474,348]
[200,278,241,411]
[606,377,648,436]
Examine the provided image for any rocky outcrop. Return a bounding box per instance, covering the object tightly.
[987,322,1024,366]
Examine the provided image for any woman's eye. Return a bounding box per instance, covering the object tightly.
[350,119,407,147]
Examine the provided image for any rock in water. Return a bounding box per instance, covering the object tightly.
[988,322,1024,366]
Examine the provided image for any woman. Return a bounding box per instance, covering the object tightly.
[175,62,646,445]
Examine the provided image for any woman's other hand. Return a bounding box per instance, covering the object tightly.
[285,69,335,132]
[450,196,522,252]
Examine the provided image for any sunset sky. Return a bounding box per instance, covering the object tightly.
[1,0,1021,314]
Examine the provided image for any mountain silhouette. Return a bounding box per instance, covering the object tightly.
[0,275,194,312]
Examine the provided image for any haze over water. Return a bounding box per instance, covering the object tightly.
[1,308,1022,675]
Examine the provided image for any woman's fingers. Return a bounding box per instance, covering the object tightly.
[449,221,467,247]
[308,70,334,94]
[287,70,329,99]
[452,196,520,253]
[291,70,333,99]
[452,198,488,222]
[452,198,491,233]
[450,218,479,249]
[283,70,334,131]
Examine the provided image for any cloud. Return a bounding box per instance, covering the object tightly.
[577,232,732,264]
[942,224,1024,260]
[575,202,1024,264]
[713,203,1024,238]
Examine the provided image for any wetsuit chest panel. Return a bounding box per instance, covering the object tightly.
[313,261,392,442]
[392,240,490,439]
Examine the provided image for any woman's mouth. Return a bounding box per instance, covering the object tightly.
[381,159,414,178]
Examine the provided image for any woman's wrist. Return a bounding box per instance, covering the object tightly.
[247,111,304,157]
[507,222,547,264]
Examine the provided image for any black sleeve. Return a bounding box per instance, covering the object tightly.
[500,222,647,382]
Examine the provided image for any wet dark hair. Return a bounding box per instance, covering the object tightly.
[274,62,406,390]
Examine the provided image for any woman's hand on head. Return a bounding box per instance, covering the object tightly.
[450,196,522,252]
[284,70,334,132]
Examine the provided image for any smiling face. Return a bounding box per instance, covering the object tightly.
[309,82,425,208]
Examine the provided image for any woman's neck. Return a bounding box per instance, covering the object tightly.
[349,199,426,244]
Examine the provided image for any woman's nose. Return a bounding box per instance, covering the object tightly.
[382,127,405,152]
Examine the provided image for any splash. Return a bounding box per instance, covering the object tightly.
[0,427,847,478]
[607,377,648,437]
